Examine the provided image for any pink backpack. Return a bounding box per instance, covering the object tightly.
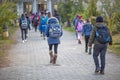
[77,22,83,32]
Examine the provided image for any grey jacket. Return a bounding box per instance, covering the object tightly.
[88,22,112,46]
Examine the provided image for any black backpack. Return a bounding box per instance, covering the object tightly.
[95,26,111,44]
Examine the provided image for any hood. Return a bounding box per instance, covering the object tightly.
[95,22,107,28]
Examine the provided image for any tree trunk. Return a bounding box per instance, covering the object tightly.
[67,19,71,27]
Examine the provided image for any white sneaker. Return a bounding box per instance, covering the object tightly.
[22,40,24,43]
[25,39,27,42]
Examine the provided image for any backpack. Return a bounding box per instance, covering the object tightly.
[77,21,83,32]
[33,17,38,26]
[48,17,62,38]
[21,18,28,29]
[96,26,111,44]
[84,24,92,35]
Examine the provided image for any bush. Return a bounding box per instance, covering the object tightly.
[0,1,18,38]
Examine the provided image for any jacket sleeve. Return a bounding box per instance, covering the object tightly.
[109,29,113,45]
[88,26,96,46]
[45,25,49,37]
[82,25,85,36]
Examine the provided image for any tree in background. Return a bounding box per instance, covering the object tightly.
[87,0,100,25]
[57,0,73,27]
[0,0,18,38]
[101,0,120,34]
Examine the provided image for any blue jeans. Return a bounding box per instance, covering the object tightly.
[93,44,107,71]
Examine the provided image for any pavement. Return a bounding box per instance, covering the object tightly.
[0,28,120,80]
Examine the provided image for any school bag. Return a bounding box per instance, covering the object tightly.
[96,26,111,44]
[77,21,83,32]
[21,18,28,29]
[48,17,62,38]
[84,24,92,35]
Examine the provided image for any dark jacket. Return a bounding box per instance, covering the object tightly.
[88,22,112,46]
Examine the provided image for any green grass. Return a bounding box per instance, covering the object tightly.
[109,34,120,56]
[63,26,75,33]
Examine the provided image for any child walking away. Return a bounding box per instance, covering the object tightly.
[46,17,63,64]
[76,15,83,44]
[82,19,93,54]
[88,16,112,74]
[19,14,28,43]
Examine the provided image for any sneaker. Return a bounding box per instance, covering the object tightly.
[88,48,92,55]
[95,68,100,73]
[100,70,104,75]
[22,40,24,43]
[25,39,27,42]
[85,48,88,53]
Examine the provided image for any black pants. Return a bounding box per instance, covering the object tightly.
[49,44,58,54]
[21,29,27,40]
[84,35,90,52]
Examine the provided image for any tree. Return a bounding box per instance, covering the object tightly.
[101,0,120,34]
[87,0,100,25]
[0,0,18,36]
[57,0,73,27]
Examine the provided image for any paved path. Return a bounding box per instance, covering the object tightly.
[0,29,120,80]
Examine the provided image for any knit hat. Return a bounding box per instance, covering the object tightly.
[96,16,103,22]
[78,15,82,19]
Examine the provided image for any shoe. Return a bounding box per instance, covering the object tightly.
[22,40,24,43]
[78,40,81,44]
[49,51,53,63]
[100,70,104,75]
[95,68,100,73]
[25,39,27,42]
[52,54,57,64]
[85,48,88,53]
[43,37,45,40]
[88,48,92,55]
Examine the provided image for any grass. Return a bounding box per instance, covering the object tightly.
[63,26,75,33]
[109,34,120,56]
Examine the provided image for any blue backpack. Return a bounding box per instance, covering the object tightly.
[48,17,62,38]
[84,24,92,35]
[96,26,111,44]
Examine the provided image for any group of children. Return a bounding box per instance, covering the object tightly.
[73,15,112,74]
[73,15,93,54]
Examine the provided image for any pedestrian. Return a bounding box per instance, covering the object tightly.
[46,16,63,64]
[73,15,79,40]
[32,13,39,32]
[75,15,83,44]
[19,14,28,43]
[82,18,93,54]
[39,11,46,36]
[88,16,112,74]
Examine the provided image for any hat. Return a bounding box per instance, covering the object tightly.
[78,15,82,19]
[96,16,103,22]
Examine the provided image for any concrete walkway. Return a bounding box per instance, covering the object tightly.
[0,29,120,80]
